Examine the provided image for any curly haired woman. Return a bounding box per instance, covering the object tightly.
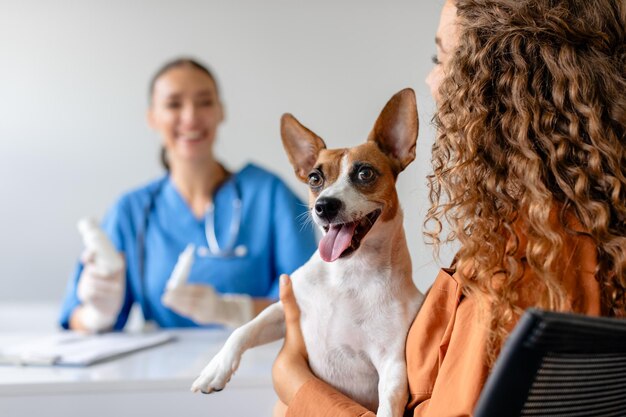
[271,0,626,416]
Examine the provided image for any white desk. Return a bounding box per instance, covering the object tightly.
[0,328,280,417]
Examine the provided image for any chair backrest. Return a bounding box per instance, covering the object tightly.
[473,308,626,417]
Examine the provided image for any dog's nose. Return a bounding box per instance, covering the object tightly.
[315,197,343,221]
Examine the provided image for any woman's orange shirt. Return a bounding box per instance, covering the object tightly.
[287,218,601,417]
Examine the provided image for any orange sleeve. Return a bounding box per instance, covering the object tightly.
[286,379,375,417]
[411,295,489,416]
[405,269,460,407]
[406,268,489,417]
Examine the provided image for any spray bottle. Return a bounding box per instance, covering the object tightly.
[76,217,124,332]
[166,243,196,290]
[77,217,124,275]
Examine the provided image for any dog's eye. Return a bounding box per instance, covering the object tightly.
[357,167,375,182]
[308,172,323,188]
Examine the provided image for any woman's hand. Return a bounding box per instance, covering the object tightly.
[161,283,253,327]
[272,274,316,406]
[73,249,126,332]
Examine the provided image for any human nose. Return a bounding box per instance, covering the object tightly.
[425,68,435,95]
[180,102,199,125]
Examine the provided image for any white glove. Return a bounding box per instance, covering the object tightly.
[161,284,253,328]
[76,248,126,332]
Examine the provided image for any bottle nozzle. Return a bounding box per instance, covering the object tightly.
[77,217,98,236]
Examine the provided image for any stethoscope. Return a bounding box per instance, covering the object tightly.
[201,197,248,258]
[137,176,247,318]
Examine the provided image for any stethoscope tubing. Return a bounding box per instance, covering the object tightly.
[205,197,243,257]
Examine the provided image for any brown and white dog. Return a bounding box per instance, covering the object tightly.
[191,88,423,417]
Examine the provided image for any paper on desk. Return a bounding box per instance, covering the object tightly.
[0,332,176,366]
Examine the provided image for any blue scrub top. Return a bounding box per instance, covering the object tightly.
[59,163,317,330]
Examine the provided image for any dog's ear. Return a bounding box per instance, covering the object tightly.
[367,88,418,173]
[281,113,327,182]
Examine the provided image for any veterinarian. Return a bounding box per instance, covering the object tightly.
[59,58,317,333]
[272,0,626,415]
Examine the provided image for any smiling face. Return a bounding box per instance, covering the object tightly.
[147,64,224,169]
[425,0,460,105]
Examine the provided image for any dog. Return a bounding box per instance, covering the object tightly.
[191,88,424,417]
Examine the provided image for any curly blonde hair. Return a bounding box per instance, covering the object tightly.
[425,0,626,362]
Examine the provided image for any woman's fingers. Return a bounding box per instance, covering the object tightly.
[80,248,96,264]
[273,275,315,405]
[161,284,221,323]
[280,274,299,322]
[279,274,307,356]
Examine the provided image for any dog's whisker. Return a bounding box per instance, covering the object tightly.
[297,212,314,229]
[298,215,315,233]
[296,211,311,222]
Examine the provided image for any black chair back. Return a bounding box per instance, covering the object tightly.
[474,308,626,417]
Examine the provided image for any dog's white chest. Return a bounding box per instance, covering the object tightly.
[294,264,416,412]
[301,293,381,409]
[301,287,375,361]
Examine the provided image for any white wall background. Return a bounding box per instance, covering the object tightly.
[0,0,452,304]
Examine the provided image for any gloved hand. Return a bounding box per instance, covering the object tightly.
[76,248,126,333]
[161,284,253,328]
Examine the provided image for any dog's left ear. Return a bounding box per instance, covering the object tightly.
[367,88,418,173]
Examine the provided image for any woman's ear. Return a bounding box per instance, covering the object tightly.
[146,108,156,130]
[218,101,226,124]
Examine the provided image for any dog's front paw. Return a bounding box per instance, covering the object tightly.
[191,349,241,394]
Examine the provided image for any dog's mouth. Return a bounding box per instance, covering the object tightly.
[318,209,382,262]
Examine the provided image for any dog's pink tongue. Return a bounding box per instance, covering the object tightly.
[319,222,357,262]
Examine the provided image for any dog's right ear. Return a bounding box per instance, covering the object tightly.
[281,114,327,182]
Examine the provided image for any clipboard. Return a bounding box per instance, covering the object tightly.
[0,332,176,366]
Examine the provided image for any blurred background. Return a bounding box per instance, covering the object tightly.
[0,0,451,311]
